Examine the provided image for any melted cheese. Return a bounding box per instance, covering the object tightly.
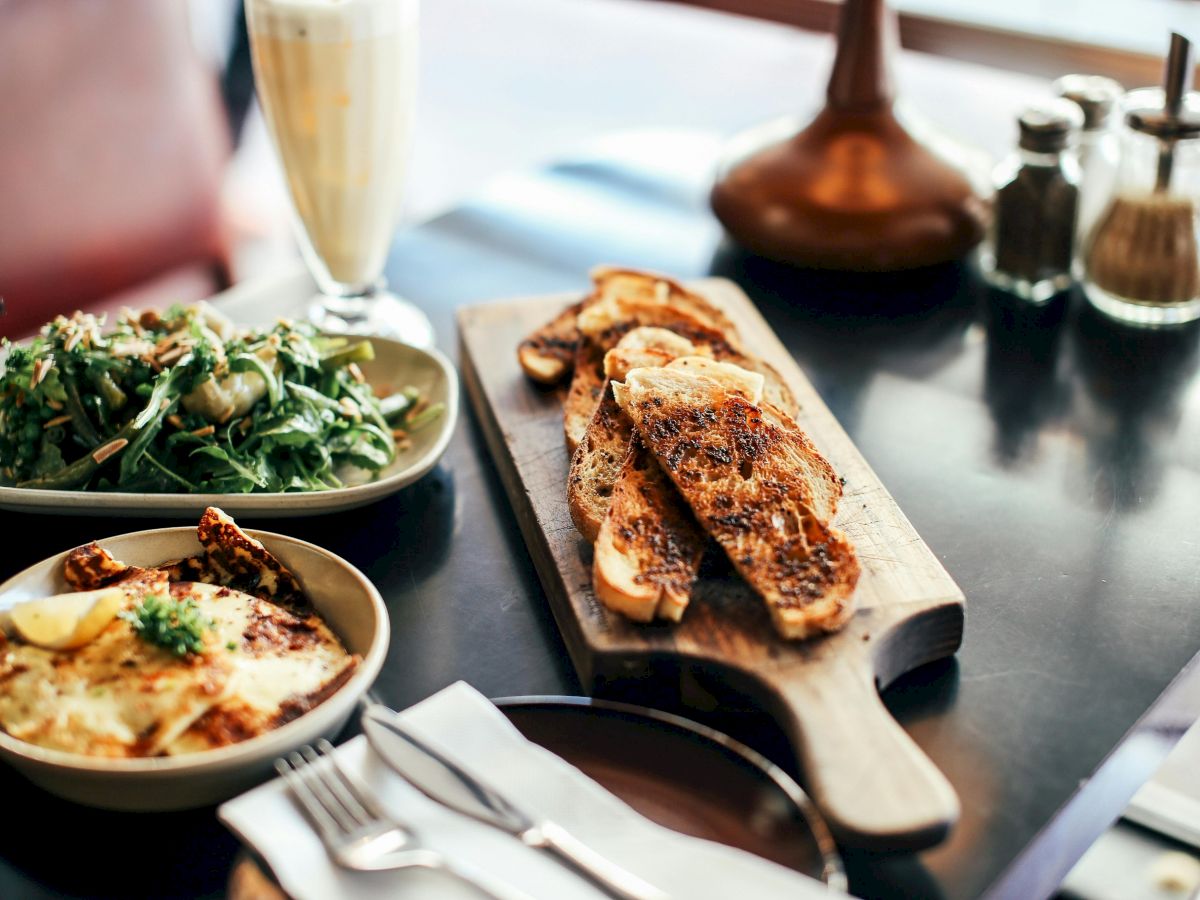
[0,582,356,758]
[0,620,231,757]
[166,582,356,755]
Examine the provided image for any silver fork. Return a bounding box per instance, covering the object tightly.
[275,740,535,900]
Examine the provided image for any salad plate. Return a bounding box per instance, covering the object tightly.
[0,333,458,518]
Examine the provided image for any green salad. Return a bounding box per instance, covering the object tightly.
[0,304,441,493]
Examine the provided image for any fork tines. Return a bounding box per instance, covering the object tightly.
[275,739,388,837]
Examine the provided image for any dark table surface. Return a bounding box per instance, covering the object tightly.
[2,140,1199,900]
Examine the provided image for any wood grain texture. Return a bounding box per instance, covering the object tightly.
[458,278,965,851]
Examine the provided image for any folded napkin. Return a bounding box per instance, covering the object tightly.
[219,682,838,899]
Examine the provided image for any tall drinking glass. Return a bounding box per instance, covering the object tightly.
[245,0,433,345]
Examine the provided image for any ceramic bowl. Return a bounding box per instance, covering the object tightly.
[0,527,389,810]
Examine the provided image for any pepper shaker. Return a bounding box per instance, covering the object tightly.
[1053,74,1123,247]
[982,101,1083,303]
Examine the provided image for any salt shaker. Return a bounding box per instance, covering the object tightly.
[1054,74,1123,246]
[1084,33,1200,326]
[982,101,1083,303]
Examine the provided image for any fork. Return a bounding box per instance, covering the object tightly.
[275,740,535,900]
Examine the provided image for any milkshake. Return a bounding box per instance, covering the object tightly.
[247,0,427,341]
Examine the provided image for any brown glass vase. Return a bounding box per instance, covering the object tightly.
[710,0,987,271]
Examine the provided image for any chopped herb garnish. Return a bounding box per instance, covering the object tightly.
[226,641,238,652]
[119,594,213,657]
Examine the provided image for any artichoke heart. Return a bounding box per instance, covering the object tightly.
[182,347,279,423]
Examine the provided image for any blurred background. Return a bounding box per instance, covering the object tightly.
[2,0,1198,339]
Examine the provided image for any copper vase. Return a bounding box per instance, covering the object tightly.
[710,0,987,271]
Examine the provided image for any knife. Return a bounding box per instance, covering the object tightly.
[362,704,670,900]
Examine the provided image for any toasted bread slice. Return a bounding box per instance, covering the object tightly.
[586,267,739,341]
[568,385,634,542]
[569,330,699,542]
[603,328,700,380]
[563,339,607,454]
[733,357,799,417]
[563,305,736,451]
[518,268,739,386]
[616,368,857,638]
[518,300,583,385]
[593,440,706,622]
[665,356,764,403]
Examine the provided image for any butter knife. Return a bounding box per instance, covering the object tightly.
[362,704,669,900]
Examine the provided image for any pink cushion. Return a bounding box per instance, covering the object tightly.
[0,0,231,339]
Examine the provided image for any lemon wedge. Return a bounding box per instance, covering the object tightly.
[8,588,126,650]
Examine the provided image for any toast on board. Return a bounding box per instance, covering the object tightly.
[568,343,760,545]
[517,267,740,387]
[614,366,858,638]
[586,357,769,621]
[563,339,607,455]
[563,304,739,451]
[517,300,583,385]
[568,329,701,543]
[593,440,707,623]
[580,267,740,342]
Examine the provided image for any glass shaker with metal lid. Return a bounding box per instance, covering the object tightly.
[1054,74,1123,246]
[982,100,1083,303]
[1084,33,1200,326]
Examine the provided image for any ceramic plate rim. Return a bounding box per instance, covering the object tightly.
[0,339,458,517]
[0,526,389,773]
[492,694,847,890]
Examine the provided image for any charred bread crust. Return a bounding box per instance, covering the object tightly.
[593,440,706,622]
[517,300,584,385]
[618,370,858,638]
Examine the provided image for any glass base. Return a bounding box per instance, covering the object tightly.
[1084,283,1200,328]
[308,291,435,347]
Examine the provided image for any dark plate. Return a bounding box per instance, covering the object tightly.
[495,695,846,889]
[229,695,845,897]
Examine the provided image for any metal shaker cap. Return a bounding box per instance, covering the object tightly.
[1017,100,1083,152]
[1053,74,1123,130]
[1127,33,1200,140]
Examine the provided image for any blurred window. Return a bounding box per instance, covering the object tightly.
[666,0,1200,86]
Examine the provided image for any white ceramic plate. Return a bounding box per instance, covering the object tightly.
[0,527,389,810]
[0,337,458,517]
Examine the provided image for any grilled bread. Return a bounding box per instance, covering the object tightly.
[568,329,700,543]
[615,366,858,638]
[563,339,607,455]
[569,341,755,544]
[563,306,739,452]
[589,357,768,619]
[518,267,739,387]
[593,440,706,622]
[580,267,740,343]
[517,300,584,385]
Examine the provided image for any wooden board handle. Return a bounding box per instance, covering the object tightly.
[779,664,960,851]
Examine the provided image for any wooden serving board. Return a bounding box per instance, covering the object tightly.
[458,279,965,851]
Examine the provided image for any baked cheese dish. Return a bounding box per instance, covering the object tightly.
[0,509,359,758]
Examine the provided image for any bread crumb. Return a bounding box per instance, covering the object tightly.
[1150,851,1200,894]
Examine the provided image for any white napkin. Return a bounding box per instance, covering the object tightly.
[219,682,839,899]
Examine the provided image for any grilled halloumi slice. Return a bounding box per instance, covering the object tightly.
[165,582,358,754]
[0,615,233,757]
[0,581,357,758]
[64,507,306,608]
[195,507,305,606]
